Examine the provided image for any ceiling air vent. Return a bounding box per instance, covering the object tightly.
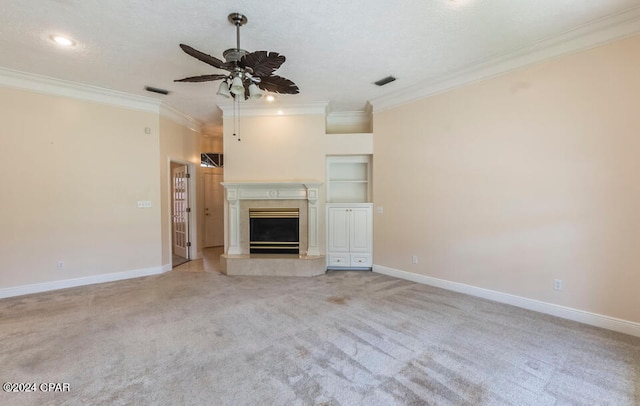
[145,86,170,95]
[374,76,396,86]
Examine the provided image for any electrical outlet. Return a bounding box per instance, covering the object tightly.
[137,201,152,208]
[57,261,65,271]
[376,206,384,214]
[553,279,563,291]
[412,255,418,265]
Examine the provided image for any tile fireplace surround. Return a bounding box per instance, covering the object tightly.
[220,181,326,277]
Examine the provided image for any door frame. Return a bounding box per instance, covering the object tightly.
[168,159,198,267]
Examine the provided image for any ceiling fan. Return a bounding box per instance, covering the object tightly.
[174,12,299,100]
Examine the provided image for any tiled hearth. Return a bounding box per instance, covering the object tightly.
[220,182,325,277]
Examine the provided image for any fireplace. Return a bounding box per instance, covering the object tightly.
[249,208,299,254]
[221,182,324,277]
[221,181,321,258]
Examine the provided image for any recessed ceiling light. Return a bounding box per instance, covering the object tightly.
[265,95,275,102]
[50,35,75,47]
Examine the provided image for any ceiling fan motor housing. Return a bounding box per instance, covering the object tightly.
[223,48,249,63]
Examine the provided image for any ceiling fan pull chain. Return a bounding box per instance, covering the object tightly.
[232,97,241,142]
[232,97,237,139]
[237,97,241,141]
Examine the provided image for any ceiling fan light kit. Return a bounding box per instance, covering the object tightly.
[174,12,299,101]
[230,75,244,95]
[216,80,231,98]
[248,83,262,99]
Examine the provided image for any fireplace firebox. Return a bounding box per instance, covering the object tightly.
[249,208,299,254]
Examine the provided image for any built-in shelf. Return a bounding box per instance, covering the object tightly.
[326,155,372,203]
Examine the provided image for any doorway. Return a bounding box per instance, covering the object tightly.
[203,172,224,247]
[171,162,191,267]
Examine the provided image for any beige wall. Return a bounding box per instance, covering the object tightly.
[325,133,374,156]
[223,114,327,182]
[373,35,640,323]
[201,135,223,154]
[0,87,162,288]
[159,115,201,266]
[223,113,373,182]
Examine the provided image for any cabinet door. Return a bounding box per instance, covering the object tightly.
[327,207,350,252]
[349,207,372,253]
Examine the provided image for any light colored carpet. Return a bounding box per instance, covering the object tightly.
[1,258,639,405]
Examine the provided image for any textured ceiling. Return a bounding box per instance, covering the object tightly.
[1,0,639,124]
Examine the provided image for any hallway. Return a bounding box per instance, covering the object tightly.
[172,246,224,273]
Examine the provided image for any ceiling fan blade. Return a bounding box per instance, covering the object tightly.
[240,51,286,76]
[257,75,299,94]
[179,44,231,70]
[174,74,228,83]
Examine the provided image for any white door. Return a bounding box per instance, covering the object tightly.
[328,207,350,252]
[204,173,224,247]
[172,165,190,259]
[350,207,372,252]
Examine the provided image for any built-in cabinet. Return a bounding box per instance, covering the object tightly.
[326,155,373,269]
[326,204,373,269]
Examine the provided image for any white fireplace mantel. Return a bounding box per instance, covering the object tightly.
[221,181,322,256]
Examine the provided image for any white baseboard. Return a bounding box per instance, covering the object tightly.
[373,264,640,338]
[162,263,173,272]
[0,266,168,299]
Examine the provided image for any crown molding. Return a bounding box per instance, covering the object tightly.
[159,103,202,133]
[370,6,640,112]
[0,66,162,114]
[219,101,328,118]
